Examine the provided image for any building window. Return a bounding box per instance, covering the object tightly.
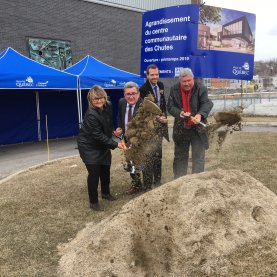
[27,37,73,70]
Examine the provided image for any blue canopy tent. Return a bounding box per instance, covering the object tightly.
[0,47,79,145]
[64,55,144,125]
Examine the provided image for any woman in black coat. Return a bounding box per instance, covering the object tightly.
[77,85,123,211]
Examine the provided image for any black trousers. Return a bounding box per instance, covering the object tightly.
[130,172,142,188]
[142,138,162,188]
[173,129,205,179]
[85,164,110,204]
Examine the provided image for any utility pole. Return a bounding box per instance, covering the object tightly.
[240,80,244,108]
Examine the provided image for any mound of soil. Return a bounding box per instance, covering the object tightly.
[58,169,277,276]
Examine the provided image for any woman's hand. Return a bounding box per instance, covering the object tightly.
[117,141,124,149]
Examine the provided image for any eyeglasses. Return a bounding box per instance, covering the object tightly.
[125,92,138,97]
[92,97,105,102]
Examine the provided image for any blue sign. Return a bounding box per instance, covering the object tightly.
[140,5,256,80]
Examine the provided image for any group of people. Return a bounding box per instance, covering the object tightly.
[77,65,214,211]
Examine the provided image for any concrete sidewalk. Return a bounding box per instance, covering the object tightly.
[0,138,79,180]
[242,121,277,127]
[1,121,276,181]
[241,121,277,132]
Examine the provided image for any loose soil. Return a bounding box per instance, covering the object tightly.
[125,102,243,167]
[58,169,277,276]
[124,95,161,166]
[57,110,277,277]
[1,115,277,276]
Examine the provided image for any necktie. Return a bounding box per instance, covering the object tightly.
[153,86,158,103]
[128,105,133,122]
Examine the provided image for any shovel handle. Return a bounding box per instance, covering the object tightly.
[180,114,207,128]
[198,121,207,128]
[114,133,128,150]
[114,133,137,173]
[121,139,127,150]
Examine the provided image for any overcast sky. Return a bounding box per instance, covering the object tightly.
[204,0,277,61]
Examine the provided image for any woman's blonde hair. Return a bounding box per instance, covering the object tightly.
[87,85,108,108]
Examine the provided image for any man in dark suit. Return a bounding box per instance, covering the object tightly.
[114,81,143,194]
[139,64,169,190]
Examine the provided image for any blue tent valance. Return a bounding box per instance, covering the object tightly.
[0,47,78,89]
[64,55,144,89]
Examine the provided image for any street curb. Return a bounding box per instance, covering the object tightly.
[0,155,79,184]
[242,122,277,127]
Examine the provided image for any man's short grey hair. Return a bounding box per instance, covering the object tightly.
[124,81,139,91]
[179,68,194,79]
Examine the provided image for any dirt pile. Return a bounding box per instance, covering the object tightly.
[124,95,161,167]
[58,169,277,276]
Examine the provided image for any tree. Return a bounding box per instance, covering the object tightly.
[199,5,222,24]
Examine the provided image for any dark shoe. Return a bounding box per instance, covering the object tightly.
[102,194,116,201]
[90,203,104,211]
[131,178,142,187]
[154,181,161,187]
[143,185,152,191]
[126,186,141,195]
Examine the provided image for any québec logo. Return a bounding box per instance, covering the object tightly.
[104,79,117,87]
[242,62,250,70]
[232,62,250,76]
[26,76,33,83]
[16,76,34,87]
[16,76,49,88]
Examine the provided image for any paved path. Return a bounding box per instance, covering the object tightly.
[242,121,277,132]
[0,122,276,181]
[0,138,78,180]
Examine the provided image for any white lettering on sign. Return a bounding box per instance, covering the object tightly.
[154,45,174,51]
[145,16,191,28]
[145,34,187,44]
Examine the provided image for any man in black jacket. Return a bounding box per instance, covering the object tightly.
[139,64,169,189]
[114,81,143,194]
[167,68,213,178]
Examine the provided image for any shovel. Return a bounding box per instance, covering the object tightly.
[180,114,208,128]
[143,98,162,115]
[114,133,137,174]
[143,99,170,141]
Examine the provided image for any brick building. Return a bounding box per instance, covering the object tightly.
[1,0,200,75]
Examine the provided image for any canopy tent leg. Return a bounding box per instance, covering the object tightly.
[76,77,83,129]
[76,88,82,129]
[36,91,41,141]
[79,87,83,123]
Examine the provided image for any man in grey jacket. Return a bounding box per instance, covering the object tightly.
[167,68,213,178]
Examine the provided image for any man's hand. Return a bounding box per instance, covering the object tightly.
[180,111,191,119]
[113,128,123,137]
[191,114,202,124]
[157,115,168,124]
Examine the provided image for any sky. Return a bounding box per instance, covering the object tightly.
[204,0,277,61]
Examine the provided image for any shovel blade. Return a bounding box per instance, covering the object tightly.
[143,99,162,115]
